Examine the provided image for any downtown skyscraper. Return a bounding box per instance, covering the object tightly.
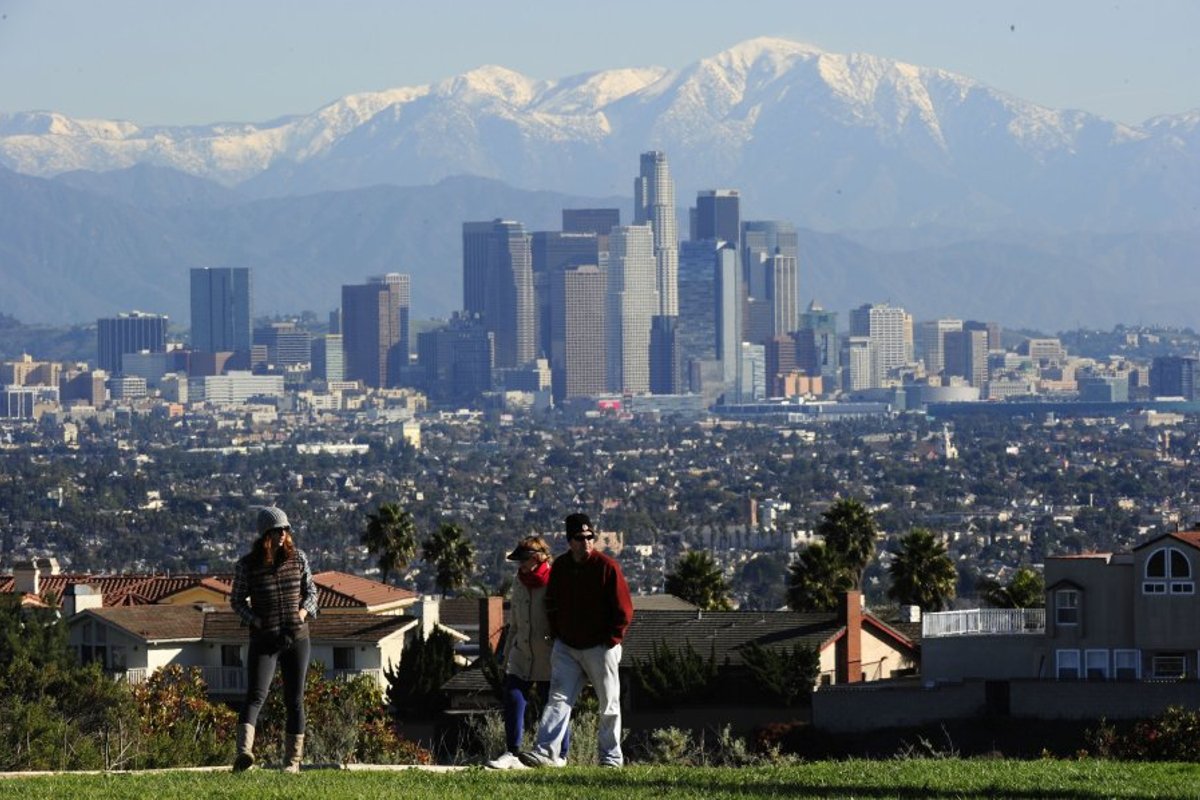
[606,225,658,394]
[190,267,251,355]
[462,220,536,369]
[634,151,679,317]
[341,273,410,389]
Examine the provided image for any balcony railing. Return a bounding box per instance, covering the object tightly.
[922,608,1045,638]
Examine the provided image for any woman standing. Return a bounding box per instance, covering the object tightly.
[486,535,570,768]
[230,506,319,773]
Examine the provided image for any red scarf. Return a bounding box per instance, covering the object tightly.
[518,560,550,589]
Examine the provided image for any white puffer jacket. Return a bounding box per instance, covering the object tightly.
[504,576,553,682]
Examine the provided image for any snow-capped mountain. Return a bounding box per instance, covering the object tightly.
[3,37,1197,231]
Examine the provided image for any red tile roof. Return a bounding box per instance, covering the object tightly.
[312,571,417,610]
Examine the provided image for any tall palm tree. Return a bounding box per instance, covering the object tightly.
[421,522,476,598]
[887,528,958,611]
[362,502,417,586]
[787,542,854,612]
[817,497,879,589]
[665,551,733,611]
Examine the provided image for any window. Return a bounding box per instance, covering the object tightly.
[1056,650,1080,680]
[1085,649,1109,680]
[221,644,243,668]
[1152,654,1186,679]
[333,646,356,671]
[1055,590,1079,625]
[1114,650,1140,680]
[1144,547,1194,594]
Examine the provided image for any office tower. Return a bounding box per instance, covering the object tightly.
[798,301,839,383]
[532,231,601,358]
[562,208,620,237]
[765,334,798,397]
[715,247,741,388]
[965,320,1002,352]
[606,225,658,394]
[916,319,963,375]
[677,240,721,370]
[550,265,606,402]
[311,334,344,382]
[1150,356,1199,400]
[417,314,494,404]
[766,252,798,335]
[634,151,679,316]
[843,336,873,391]
[190,267,251,354]
[742,220,798,301]
[97,311,168,374]
[253,321,311,367]
[737,342,766,402]
[341,273,410,389]
[328,308,342,335]
[463,220,536,369]
[60,370,107,407]
[944,329,989,388]
[649,315,681,394]
[694,190,741,247]
[849,303,912,388]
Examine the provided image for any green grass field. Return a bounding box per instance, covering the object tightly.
[4,760,1199,800]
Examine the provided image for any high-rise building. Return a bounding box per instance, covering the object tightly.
[694,190,741,247]
[965,320,1002,352]
[649,315,681,394]
[944,328,989,388]
[562,208,620,237]
[842,336,873,392]
[606,225,658,394]
[341,273,410,389]
[849,303,912,388]
[765,334,798,397]
[766,253,798,335]
[311,334,344,382]
[715,247,741,389]
[634,151,679,317]
[741,221,798,301]
[190,267,251,356]
[916,319,963,375]
[798,301,839,383]
[97,311,169,374]
[417,313,494,404]
[253,321,311,367]
[532,231,600,358]
[463,220,536,369]
[1150,356,1200,400]
[677,240,721,369]
[550,265,606,402]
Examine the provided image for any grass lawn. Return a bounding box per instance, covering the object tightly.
[3,760,1200,800]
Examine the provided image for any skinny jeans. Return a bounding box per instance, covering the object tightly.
[239,634,311,735]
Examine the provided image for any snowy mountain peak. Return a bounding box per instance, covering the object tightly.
[436,65,548,108]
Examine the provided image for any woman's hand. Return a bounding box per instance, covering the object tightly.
[298,608,308,622]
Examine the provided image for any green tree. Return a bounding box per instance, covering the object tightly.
[665,551,733,611]
[816,497,878,588]
[632,640,718,708]
[420,522,476,597]
[787,542,854,612]
[886,528,958,611]
[362,502,418,586]
[385,627,458,719]
[979,567,1046,608]
[740,642,820,706]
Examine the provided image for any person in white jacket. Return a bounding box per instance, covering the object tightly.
[486,535,571,769]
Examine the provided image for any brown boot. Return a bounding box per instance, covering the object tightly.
[232,723,255,772]
[283,733,305,773]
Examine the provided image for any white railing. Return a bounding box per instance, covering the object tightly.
[327,668,384,688]
[922,608,1045,638]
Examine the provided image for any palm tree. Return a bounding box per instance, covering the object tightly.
[362,502,417,586]
[817,497,878,589]
[421,522,476,597]
[665,551,733,611]
[979,567,1045,608]
[886,528,958,611]
[787,543,854,612]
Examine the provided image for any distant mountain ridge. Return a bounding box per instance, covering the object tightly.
[2,37,1198,231]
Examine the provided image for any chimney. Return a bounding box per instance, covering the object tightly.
[14,560,41,596]
[479,596,504,655]
[836,590,863,684]
[417,597,440,640]
[63,583,103,616]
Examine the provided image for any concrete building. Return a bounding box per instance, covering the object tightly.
[341,273,410,389]
[634,151,679,317]
[190,268,251,355]
[606,225,658,394]
[97,311,168,374]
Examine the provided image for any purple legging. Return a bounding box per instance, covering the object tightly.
[504,673,570,756]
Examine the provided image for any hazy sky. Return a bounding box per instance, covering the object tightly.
[1,0,1197,127]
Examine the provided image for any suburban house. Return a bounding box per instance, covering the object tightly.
[813,530,1200,732]
[2,558,467,694]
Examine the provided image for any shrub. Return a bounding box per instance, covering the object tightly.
[632,640,718,708]
[740,642,819,707]
[1086,706,1200,761]
[131,664,236,768]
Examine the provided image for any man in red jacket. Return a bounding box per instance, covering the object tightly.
[519,512,633,767]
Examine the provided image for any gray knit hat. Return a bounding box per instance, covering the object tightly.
[256,506,290,535]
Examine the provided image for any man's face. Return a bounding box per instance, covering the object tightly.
[568,529,595,561]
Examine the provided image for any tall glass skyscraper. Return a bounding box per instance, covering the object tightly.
[634,151,679,317]
[97,311,168,374]
[190,267,251,354]
[606,225,658,394]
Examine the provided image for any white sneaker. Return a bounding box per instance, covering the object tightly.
[517,750,562,768]
[485,752,528,770]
